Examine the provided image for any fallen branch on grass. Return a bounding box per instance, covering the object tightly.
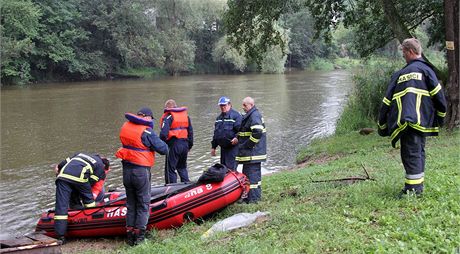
[310,163,375,183]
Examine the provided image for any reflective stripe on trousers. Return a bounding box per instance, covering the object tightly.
[242,163,261,202]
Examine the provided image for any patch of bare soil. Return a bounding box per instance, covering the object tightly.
[294,153,344,169]
[61,237,125,254]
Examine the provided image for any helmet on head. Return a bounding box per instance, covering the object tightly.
[217,96,231,106]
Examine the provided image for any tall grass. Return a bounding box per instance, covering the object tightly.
[336,57,402,134]
[307,58,335,71]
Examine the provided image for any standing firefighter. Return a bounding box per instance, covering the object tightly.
[54,153,110,243]
[236,97,267,203]
[160,99,194,184]
[116,107,168,246]
[377,38,447,196]
[211,96,242,171]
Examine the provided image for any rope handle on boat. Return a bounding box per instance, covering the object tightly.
[228,170,249,198]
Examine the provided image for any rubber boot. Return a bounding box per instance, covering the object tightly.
[134,228,146,245]
[126,226,136,246]
[57,236,66,245]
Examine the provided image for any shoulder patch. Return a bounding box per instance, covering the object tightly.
[397,72,422,84]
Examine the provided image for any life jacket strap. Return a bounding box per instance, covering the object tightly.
[122,145,150,152]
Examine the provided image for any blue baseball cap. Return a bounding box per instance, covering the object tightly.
[218,96,231,105]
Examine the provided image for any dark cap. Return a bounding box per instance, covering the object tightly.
[137,107,154,118]
[101,158,110,171]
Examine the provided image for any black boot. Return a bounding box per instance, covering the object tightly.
[57,236,66,245]
[134,228,146,245]
[398,186,423,198]
[126,227,136,246]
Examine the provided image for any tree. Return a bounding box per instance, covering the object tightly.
[159,28,196,75]
[212,36,247,72]
[224,0,459,129]
[1,0,41,84]
[443,0,459,129]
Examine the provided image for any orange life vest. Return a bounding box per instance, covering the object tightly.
[115,121,155,167]
[160,108,189,140]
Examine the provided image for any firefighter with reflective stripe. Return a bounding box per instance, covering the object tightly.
[236,97,267,203]
[116,107,168,246]
[160,99,193,184]
[377,38,447,196]
[211,96,242,171]
[53,153,110,243]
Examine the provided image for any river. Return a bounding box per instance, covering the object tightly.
[0,70,352,237]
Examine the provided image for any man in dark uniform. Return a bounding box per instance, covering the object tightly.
[236,97,267,203]
[116,107,168,245]
[211,96,242,171]
[54,153,110,243]
[160,99,193,184]
[377,38,447,196]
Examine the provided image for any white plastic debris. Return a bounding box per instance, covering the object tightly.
[201,211,269,239]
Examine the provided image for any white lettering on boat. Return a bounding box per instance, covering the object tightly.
[106,207,127,218]
[206,184,212,190]
[184,187,203,198]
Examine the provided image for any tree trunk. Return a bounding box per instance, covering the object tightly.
[444,0,460,129]
[379,0,443,78]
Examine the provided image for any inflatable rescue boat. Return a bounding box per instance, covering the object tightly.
[36,171,248,238]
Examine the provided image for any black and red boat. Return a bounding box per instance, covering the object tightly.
[36,171,248,238]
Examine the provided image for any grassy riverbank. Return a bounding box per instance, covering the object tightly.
[83,129,458,254]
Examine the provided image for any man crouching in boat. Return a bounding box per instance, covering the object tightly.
[54,153,110,244]
[116,107,168,246]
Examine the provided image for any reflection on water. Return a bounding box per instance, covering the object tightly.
[0,70,351,236]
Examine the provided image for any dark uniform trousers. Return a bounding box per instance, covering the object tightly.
[221,146,238,171]
[400,130,426,192]
[242,163,262,202]
[122,163,151,230]
[54,180,93,236]
[166,139,190,183]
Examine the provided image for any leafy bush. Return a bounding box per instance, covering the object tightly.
[261,45,287,74]
[336,57,402,133]
[308,58,335,71]
[212,36,247,72]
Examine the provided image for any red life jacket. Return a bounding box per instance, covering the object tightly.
[160,107,189,140]
[115,121,155,167]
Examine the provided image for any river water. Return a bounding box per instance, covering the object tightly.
[0,70,352,237]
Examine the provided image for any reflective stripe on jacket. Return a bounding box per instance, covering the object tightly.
[57,153,104,184]
[212,108,242,148]
[377,58,447,147]
[236,106,267,163]
[116,121,155,167]
[160,108,189,140]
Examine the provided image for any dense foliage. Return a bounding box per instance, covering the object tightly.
[1,0,341,85]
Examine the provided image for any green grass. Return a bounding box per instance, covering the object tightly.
[96,129,459,254]
[120,67,167,79]
[307,58,335,71]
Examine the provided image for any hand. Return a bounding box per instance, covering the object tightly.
[211,148,216,156]
[231,137,238,145]
[54,165,59,176]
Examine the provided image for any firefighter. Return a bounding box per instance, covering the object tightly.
[236,97,267,203]
[54,153,110,243]
[377,38,447,196]
[211,96,242,171]
[115,107,168,246]
[160,99,194,184]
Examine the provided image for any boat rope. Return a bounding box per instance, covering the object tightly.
[229,171,248,198]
